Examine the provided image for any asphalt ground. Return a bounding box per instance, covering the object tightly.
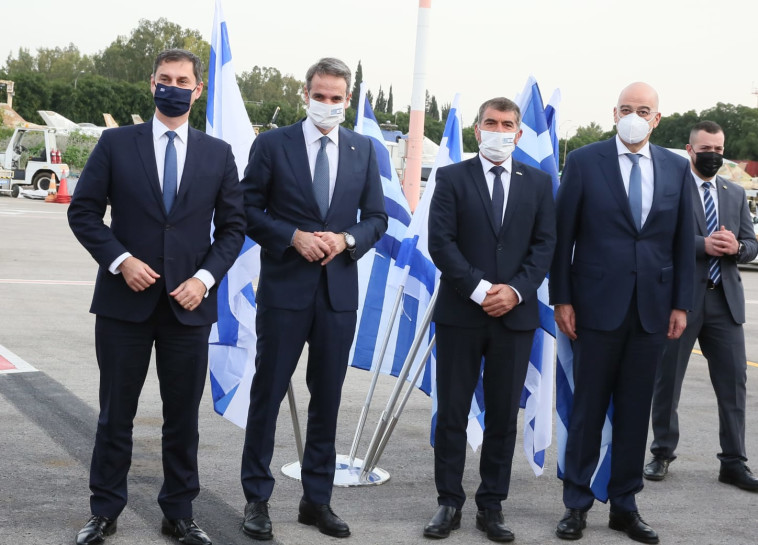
[1,195,757,545]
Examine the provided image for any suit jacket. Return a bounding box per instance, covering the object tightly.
[428,156,556,331]
[67,120,246,326]
[549,137,695,333]
[690,174,758,323]
[241,120,387,312]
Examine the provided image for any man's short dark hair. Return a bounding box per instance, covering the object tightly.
[305,58,351,94]
[153,49,204,85]
[477,97,521,126]
[690,120,724,143]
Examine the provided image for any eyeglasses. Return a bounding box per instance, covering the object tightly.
[618,106,657,119]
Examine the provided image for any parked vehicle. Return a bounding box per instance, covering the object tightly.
[0,128,69,197]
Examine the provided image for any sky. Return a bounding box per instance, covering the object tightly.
[3,0,758,136]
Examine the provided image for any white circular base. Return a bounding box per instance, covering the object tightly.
[281,454,390,487]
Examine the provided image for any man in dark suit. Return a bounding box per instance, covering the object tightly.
[550,82,694,544]
[645,121,758,491]
[68,49,245,545]
[239,57,387,541]
[424,97,556,542]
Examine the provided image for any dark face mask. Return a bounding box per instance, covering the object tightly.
[694,151,723,178]
[153,83,194,117]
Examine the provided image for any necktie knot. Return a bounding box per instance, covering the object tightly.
[702,181,712,191]
[319,135,329,150]
[166,130,176,143]
[490,165,505,177]
[626,152,641,165]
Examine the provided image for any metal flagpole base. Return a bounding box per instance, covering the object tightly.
[281,454,390,487]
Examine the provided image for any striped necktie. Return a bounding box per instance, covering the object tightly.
[702,181,721,285]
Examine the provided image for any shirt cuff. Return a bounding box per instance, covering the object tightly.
[509,285,523,304]
[193,269,215,298]
[109,252,131,274]
[470,280,492,305]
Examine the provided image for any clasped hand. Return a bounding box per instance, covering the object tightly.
[292,229,347,265]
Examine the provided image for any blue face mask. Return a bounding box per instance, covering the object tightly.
[153,83,194,117]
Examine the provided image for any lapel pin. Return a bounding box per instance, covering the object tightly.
[722,184,727,189]
[350,146,355,150]
[515,171,523,176]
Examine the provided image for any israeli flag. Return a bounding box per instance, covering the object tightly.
[205,0,259,428]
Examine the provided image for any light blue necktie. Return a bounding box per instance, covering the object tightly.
[313,136,330,219]
[490,165,505,229]
[626,153,642,230]
[702,181,721,285]
[163,131,177,213]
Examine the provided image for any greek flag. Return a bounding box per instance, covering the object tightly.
[548,83,612,499]
[510,76,560,475]
[205,0,259,428]
[349,83,415,385]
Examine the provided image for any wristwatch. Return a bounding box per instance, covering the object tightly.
[342,232,356,257]
[737,241,745,258]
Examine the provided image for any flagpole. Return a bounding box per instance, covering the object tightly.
[286,382,304,465]
[365,334,436,474]
[402,0,431,212]
[360,287,438,480]
[348,287,405,467]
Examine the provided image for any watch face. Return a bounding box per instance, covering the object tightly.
[344,233,355,248]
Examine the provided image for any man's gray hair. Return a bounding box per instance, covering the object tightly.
[305,58,352,93]
[477,97,521,126]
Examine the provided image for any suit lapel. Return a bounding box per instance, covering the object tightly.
[715,175,729,230]
[282,121,322,218]
[135,120,164,212]
[690,173,707,235]
[646,145,669,230]
[500,161,526,236]
[467,157,499,235]
[329,127,356,219]
[598,139,637,229]
[174,127,200,212]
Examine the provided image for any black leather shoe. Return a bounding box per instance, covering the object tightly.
[608,511,659,544]
[719,463,758,491]
[298,499,350,538]
[556,508,587,540]
[161,517,212,545]
[76,515,117,545]
[475,509,514,542]
[242,501,273,540]
[643,457,670,481]
[423,506,462,539]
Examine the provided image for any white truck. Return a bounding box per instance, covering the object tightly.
[0,127,69,198]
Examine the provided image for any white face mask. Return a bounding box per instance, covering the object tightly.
[478,129,517,163]
[306,98,345,130]
[616,112,653,145]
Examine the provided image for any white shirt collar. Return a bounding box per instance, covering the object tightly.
[478,153,512,174]
[153,116,189,143]
[615,134,651,160]
[303,116,339,146]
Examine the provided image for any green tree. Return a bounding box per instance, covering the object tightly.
[387,85,393,115]
[350,60,363,110]
[374,86,386,113]
[427,93,439,121]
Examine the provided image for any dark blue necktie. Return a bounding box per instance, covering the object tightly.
[313,136,330,219]
[163,131,177,213]
[490,165,505,229]
[702,181,721,285]
[626,153,642,230]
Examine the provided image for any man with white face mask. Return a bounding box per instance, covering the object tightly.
[239,57,387,541]
[425,97,556,542]
[550,82,694,543]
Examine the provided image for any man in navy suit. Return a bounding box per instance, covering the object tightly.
[239,57,387,541]
[550,82,694,544]
[68,49,245,545]
[645,121,758,490]
[424,97,556,542]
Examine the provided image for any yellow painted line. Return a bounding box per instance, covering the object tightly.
[692,348,758,368]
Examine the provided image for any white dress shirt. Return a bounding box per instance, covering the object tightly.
[616,135,654,226]
[469,154,522,306]
[108,117,214,294]
[303,116,338,203]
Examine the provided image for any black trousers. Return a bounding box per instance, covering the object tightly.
[562,299,666,513]
[89,292,211,520]
[433,321,534,511]
[241,275,356,505]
